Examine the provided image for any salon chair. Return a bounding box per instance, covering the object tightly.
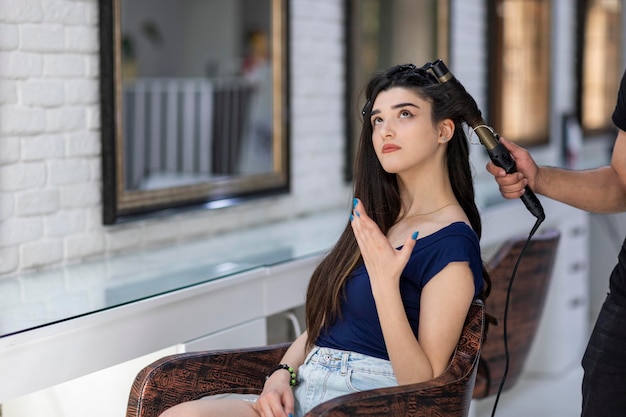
[126,300,484,417]
[472,228,560,399]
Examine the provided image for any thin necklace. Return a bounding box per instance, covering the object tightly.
[403,202,458,218]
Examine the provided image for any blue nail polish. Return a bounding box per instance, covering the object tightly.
[353,197,358,208]
[289,414,293,417]
[350,214,354,222]
[355,210,360,217]
[412,231,419,240]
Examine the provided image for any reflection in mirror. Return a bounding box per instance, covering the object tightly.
[99,0,289,224]
[579,0,622,134]
[490,0,550,146]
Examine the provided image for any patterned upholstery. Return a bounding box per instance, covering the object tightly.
[127,301,484,417]
[473,228,560,398]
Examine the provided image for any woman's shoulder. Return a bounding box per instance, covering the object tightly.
[417,219,475,239]
[418,221,479,248]
[404,221,482,287]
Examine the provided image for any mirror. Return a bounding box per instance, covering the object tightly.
[99,0,289,224]
[489,0,550,146]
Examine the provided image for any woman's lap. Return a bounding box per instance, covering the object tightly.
[292,346,397,417]
[165,347,397,417]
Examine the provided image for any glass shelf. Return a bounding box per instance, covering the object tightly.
[0,209,347,338]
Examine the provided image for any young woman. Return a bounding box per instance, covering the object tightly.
[160,63,491,417]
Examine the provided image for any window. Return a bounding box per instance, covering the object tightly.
[489,0,551,146]
[99,0,289,224]
[345,0,450,179]
[578,0,622,135]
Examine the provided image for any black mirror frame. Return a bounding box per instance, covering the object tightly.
[98,0,290,224]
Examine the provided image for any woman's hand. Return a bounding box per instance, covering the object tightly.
[350,198,417,291]
[253,371,294,417]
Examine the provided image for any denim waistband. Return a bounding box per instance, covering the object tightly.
[304,346,394,374]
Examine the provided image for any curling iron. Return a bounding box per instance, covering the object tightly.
[427,59,545,222]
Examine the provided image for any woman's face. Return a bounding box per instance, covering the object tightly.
[369,87,447,175]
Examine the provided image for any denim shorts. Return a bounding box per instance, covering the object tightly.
[292,346,398,417]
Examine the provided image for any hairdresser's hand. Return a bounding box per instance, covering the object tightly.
[254,372,294,417]
[485,138,540,199]
[351,198,418,291]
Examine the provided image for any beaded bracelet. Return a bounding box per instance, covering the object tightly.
[267,363,297,387]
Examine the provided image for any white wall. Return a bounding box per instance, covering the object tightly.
[0,0,350,278]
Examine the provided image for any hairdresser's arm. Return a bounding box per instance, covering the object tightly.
[254,331,308,417]
[486,133,626,213]
[350,200,472,384]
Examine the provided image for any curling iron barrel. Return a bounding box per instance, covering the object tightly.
[429,59,545,222]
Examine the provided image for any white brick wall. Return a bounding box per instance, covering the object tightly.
[0,0,350,277]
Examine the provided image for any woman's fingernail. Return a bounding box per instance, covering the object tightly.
[412,231,419,240]
[350,214,354,222]
[289,414,293,417]
[355,210,360,217]
[353,198,358,208]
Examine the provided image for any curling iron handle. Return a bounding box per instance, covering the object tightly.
[488,142,546,221]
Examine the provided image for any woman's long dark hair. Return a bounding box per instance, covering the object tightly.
[305,64,491,350]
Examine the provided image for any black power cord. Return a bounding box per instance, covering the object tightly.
[490,217,544,417]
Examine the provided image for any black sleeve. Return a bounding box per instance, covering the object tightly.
[612,70,626,131]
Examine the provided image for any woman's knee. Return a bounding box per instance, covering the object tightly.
[158,398,258,417]
[158,402,203,417]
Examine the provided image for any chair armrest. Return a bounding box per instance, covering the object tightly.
[126,343,290,417]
